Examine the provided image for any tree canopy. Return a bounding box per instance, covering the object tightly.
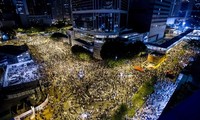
[0,27,16,40]
[100,38,146,60]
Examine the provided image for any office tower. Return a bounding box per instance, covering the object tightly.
[179,0,195,18]
[13,0,53,26]
[12,0,33,26]
[0,0,18,27]
[191,0,200,27]
[51,0,71,22]
[169,0,195,18]
[71,0,129,59]
[129,0,172,42]
[71,0,129,41]
[27,0,52,26]
[26,0,51,15]
[170,0,182,17]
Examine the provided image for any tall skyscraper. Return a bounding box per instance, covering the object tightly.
[170,0,182,17]
[26,0,52,26]
[12,0,53,26]
[191,0,200,27]
[71,0,129,41]
[26,0,52,15]
[129,0,172,42]
[179,0,195,18]
[12,0,29,26]
[71,0,130,59]
[51,0,71,22]
[0,0,19,27]
[12,0,71,27]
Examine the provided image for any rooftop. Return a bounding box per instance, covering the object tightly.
[0,45,29,56]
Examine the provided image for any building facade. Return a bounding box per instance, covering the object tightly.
[149,0,172,42]
[12,0,71,27]
[13,0,53,26]
[129,0,172,42]
[0,0,19,27]
[179,0,194,18]
[191,0,200,27]
[71,0,129,41]
[12,0,29,26]
[0,45,31,64]
[170,0,182,17]
[51,0,71,23]
[71,0,130,59]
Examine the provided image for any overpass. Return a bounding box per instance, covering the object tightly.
[146,29,194,53]
[185,30,200,40]
[72,38,94,52]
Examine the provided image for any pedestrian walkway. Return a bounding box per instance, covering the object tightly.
[132,74,183,120]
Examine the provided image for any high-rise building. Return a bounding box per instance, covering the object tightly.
[71,0,130,59]
[179,0,195,18]
[12,0,71,27]
[12,0,29,26]
[71,0,129,41]
[191,0,200,27]
[129,0,172,42]
[169,0,195,18]
[167,0,196,30]
[12,0,53,26]
[170,0,182,17]
[26,0,51,15]
[0,0,19,27]
[27,0,52,26]
[51,0,71,22]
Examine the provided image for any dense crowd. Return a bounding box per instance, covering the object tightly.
[1,34,197,119]
[133,80,180,120]
[4,60,40,87]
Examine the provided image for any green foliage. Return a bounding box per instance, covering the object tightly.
[127,76,157,117]
[16,28,25,33]
[137,51,147,57]
[188,39,200,48]
[78,53,91,61]
[100,38,126,59]
[100,38,147,60]
[112,104,128,120]
[45,26,59,33]
[180,49,185,56]
[0,27,16,39]
[26,27,43,34]
[45,25,72,33]
[54,20,66,28]
[105,59,125,68]
[50,32,68,41]
[71,45,92,61]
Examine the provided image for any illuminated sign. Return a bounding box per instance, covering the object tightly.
[16,0,25,14]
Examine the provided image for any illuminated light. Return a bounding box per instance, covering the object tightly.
[95,35,107,38]
[122,35,128,38]
[95,40,104,43]
[182,21,186,26]
[108,35,118,38]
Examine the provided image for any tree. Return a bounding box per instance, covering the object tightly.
[0,27,16,40]
[71,45,92,61]
[112,104,128,120]
[51,33,68,39]
[100,38,126,60]
[100,38,147,60]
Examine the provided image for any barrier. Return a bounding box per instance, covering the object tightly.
[14,95,48,120]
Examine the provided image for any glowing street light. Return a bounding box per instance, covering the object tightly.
[182,21,186,26]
